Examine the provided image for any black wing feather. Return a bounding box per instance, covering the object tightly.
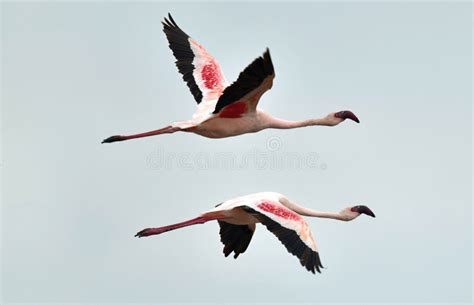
[218,221,255,259]
[213,49,274,114]
[162,14,203,104]
[243,206,323,274]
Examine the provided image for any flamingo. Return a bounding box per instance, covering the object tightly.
[102,14,360,144]
[135,192,375,274]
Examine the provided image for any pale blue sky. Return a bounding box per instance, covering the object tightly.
[1,2,472,304]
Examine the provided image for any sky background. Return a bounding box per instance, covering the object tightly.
[1,2,472,304]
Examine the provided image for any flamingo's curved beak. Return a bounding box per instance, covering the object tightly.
[335,110,360,123]
[351,205,376,218]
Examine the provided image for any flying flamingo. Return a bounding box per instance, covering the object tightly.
[135,192,375,273]
[102,14,360,144]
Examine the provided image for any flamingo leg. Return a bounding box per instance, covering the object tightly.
[135,216,220,238]
[102,125,181,143]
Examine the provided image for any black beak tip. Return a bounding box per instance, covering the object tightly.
[366,209,376,218]
[335,110,360,124]
[352,205,375,218]
[346,111,360,123]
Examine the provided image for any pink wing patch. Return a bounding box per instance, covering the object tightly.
[201,62,220,90]
[218,101,247,118]
[257,201,302,222]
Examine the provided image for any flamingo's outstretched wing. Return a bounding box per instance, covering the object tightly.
[213,49,275,118]
[162,14,228,104]
[218,221,255,259]
[242,201,323,274]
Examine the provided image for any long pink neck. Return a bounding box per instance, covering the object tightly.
[267,117,330,129]
[280,198,347,221]
[300,209,347,221]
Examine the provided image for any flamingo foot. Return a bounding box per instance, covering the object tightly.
[135,227,166,238]
[102,135,125,143]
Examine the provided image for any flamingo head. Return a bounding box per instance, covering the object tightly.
[328,110,360,126]
[341,205,376,221]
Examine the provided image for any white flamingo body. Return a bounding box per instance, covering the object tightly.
[205,192,303,224]
[178,111,263,138]
[136,191,375,274]
[102,14,359,144]
[204,192,318,251]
